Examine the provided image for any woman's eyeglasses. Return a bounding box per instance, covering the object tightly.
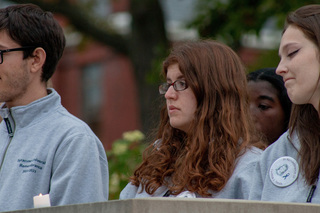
[159,79,188,95]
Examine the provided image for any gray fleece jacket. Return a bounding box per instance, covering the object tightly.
[0,88,109,212]
[249,130,320,203]
[120,146,262,199]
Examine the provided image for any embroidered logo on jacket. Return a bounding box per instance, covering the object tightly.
[17,158,46,173]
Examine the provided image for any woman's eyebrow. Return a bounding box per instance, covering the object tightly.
[166,75,185,81]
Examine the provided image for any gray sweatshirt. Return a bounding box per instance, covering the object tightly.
[120,146,262,199]
[0,89,109,212]
[249,131,320,203]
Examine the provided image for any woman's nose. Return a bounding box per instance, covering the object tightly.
[276,60,288,76]
[165,85,177,99]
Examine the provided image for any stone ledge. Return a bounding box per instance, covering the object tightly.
[4,198,320,213]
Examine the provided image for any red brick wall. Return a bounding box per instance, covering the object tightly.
[52,42,140,150]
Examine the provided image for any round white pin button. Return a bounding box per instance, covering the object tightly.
[176,191,196,198]
[269,156,299,187]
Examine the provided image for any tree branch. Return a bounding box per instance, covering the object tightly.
[10,0,129,54]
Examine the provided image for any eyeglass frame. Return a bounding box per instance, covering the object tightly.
[0,46,36,64]
[159,79,189,95]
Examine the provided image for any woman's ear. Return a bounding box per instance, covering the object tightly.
[30,47,46,74]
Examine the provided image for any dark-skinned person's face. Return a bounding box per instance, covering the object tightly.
[248,80,286,145]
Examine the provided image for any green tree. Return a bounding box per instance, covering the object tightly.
[192,0,319,50]
[190,0,318,71]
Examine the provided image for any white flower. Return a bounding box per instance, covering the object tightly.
[112,142,128,155]
[123,130,145,142]
[109,173,120,193]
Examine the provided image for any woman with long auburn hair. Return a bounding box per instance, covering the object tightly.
[120,39,263,199]
[249,5,320,203]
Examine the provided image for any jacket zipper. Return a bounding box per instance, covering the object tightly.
[0,110,15,171]
[4,118,13,137]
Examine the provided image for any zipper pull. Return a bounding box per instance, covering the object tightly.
[3,118,13,138]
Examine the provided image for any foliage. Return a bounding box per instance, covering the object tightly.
[247,49,280,73]
[106,130,146,200]
[190,0,319,50]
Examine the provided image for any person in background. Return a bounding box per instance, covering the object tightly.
[247,67,292,145]
[120,39,263,199]
[249,4,320,203]
[0,4,108,211]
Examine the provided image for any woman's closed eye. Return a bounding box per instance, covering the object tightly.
[288,49,300,57]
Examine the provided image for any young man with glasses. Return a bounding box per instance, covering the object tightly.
[0,4,109,211]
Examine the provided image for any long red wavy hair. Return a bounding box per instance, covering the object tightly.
[130,40,262,197]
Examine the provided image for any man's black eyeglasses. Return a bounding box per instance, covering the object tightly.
[0,46,35,64]
[159,79,188,95]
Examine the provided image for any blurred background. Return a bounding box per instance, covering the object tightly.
[1,0,318,198]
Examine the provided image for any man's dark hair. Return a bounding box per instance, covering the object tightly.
[0,3,66,82]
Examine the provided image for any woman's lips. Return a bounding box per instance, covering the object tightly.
[284,77,294,83]
[168,105,179,113]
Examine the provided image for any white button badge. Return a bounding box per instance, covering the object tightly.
[269,156,299,187]
[176,191,196,198]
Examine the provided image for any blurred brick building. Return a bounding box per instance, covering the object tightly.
[52,0,140,151]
